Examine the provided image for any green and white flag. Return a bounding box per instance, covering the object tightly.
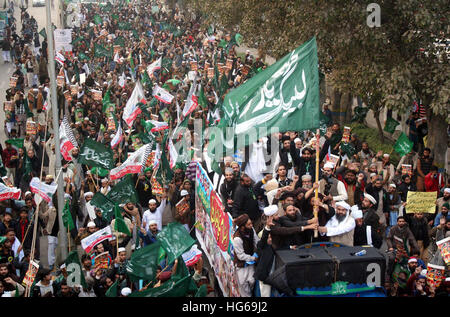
[5,138,24,151]
[384,117,400,134]
[79,138,115,170]
[394,132,413,156]
[211,37,320,158]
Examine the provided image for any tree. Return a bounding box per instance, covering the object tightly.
[184,0,449,168]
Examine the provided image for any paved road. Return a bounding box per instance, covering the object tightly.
[1,1,61,269]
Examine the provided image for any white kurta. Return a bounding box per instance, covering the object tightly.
[142,198,167,231]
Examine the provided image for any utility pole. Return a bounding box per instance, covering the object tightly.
[46,0,67,261]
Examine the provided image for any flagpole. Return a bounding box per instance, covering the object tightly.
[314,129,320,238]
[46,0,68,261]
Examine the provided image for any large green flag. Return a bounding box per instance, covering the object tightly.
[62,200,75,231]
[94,43,112,58]
[79,138,115,170]
[394,132,414,156]
[126,241,162,282]
[106,174,138,204]
[105,279,119,297]
[210,37,320,160]
[65,250,87,289]
[5,138,24,151]
[384,116,400,134]
[90,166,109,178]
[157,223,196,265]
[113,204,131,236]
[90,192,116,223]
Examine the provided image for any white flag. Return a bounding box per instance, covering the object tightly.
[182,80,198,117]
[109,143,152,180]
[110,124,123,149]
[146,57,161,78]
[81,226,113,254]
[168,138,178,169]
[152,85,174,104]
[122,81,146,128]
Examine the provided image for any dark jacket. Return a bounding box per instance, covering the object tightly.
[269,219,303,250]
[397,181,417,202]
[353,224,383,249]
[232,185,260,221]
[254,228,275,282]
[406,215,430,248]
[278,212,310,247]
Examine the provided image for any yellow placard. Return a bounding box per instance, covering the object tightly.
[406,191,437,214]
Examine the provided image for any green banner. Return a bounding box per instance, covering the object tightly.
[113,204,131,236]
[212,37,320,158]
[79,138,114,170]
[384,117,400,134]
[106,174,138,204]
[394,132,414,156]
[157,222,196,265]
[126,241,162,282]
[62,200,75,231]
[90,192,115,223]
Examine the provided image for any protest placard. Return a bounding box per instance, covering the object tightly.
[406,191,437,214]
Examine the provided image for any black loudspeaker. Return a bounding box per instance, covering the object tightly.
[326,246,386,288]
[266,246,386,295]
[269,248,335,292]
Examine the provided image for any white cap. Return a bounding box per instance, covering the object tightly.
[364,193,377,205]
[148,220,158,226]
[444,188,450,194]
[180,190,189,197]
[324,162,334,170]
[301,174,312,181]
[383,153,390,158]
[264,205,278,217]
[87,221,96,228]
[118,247,126,253]
[335,201,351,211]
[60,263,66,270]
[369,173,377,178]
[389,184,396,188]
[350,206,363,219]
[84,192,94,198]
[408,257,418,263]
[25,191,32,196]
[294,138,301,143]
[101,178,108,183]
[121,287,132,296]
[148,199,157,205]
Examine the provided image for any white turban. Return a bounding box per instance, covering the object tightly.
[444,188,450,194]
[350,206,363,219]
[364,193,377,205]
[264,205,278,217]
[324,162,334,170]
[335,201,351,211]
[84,192,94,198]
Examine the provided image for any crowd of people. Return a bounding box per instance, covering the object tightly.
[0,0,448,298]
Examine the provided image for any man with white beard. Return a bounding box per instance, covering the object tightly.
[318,201,355,246]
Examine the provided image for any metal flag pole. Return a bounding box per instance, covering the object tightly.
[46,0,68,261]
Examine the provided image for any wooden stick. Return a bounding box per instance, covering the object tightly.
[314,129,320,238]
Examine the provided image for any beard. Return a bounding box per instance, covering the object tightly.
[345,178,356,185]
[363,149,370,154]
[72,153,79,158]
[336,213,346,223]
[444,196,450,201]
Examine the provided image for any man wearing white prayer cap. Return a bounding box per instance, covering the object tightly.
[436,188,450,214]
[318,201,355,246]
[263,205,278,217]
[318,162,348,202]
[351,205,383,249]
[360,193,381,232]
[142,194,167,232]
